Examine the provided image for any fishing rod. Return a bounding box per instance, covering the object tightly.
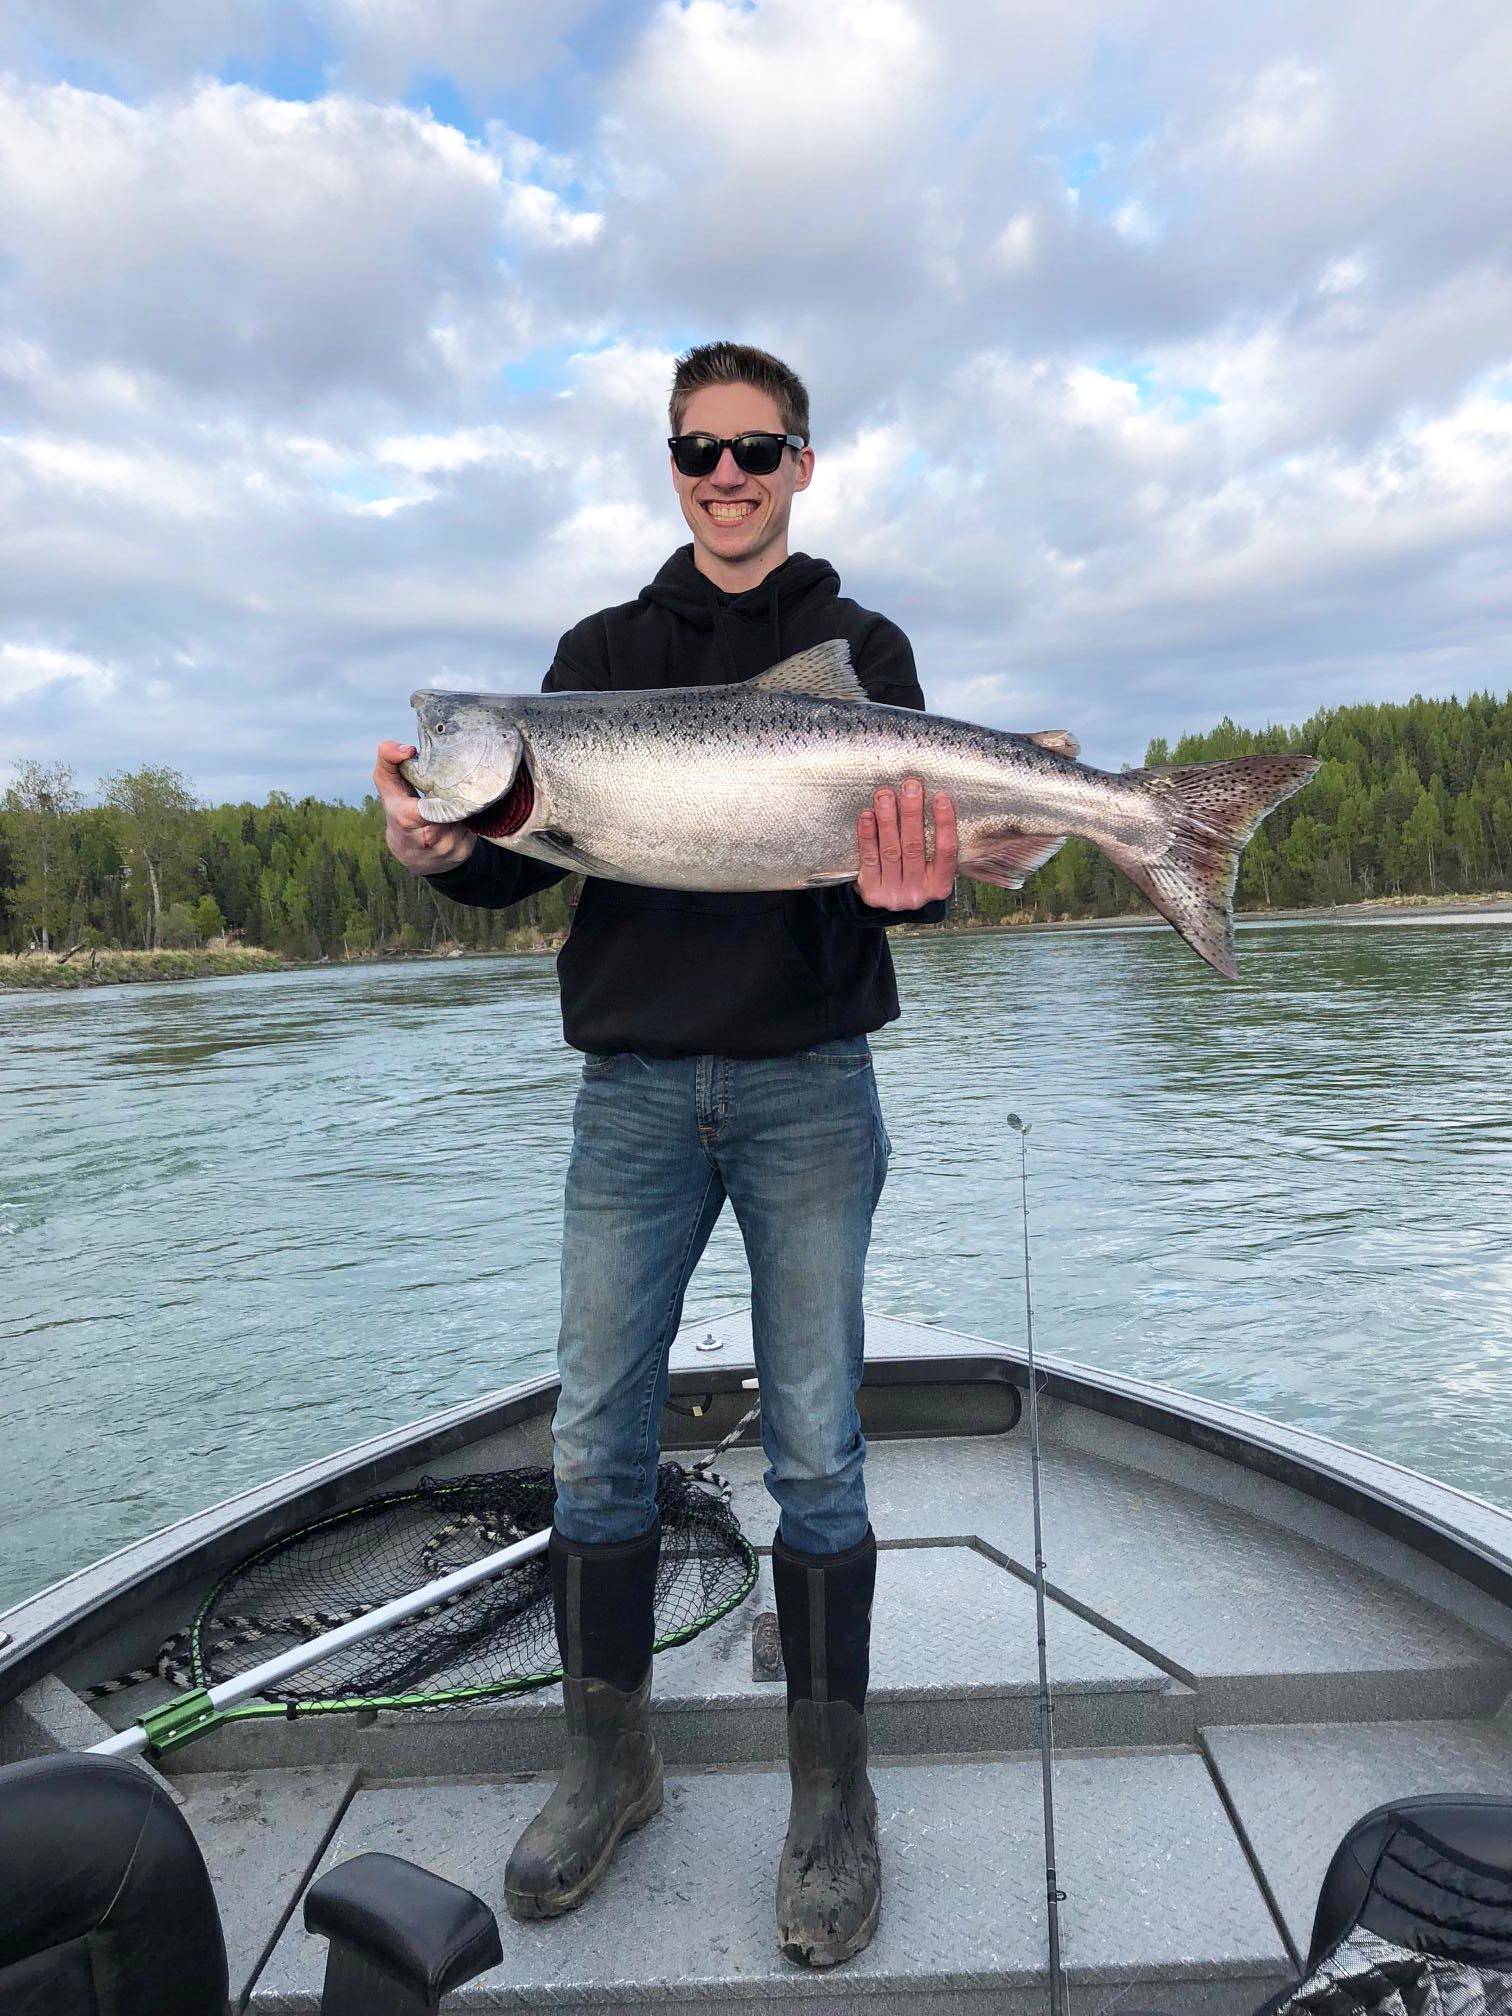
[1007,1112,1067,2016]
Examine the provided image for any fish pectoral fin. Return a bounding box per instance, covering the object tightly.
[520,830,621,877]
[747,641,867,703]
[1025,728,1081,759]
[959,830,1067,890]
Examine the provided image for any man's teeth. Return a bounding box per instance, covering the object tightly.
[705,501,756,522]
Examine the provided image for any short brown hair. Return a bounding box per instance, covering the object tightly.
[669,341,810,442]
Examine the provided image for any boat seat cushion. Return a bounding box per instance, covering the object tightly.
[1308,1794,1512,1968]
[305,1850,502,2001]
[0,1752,228,2016]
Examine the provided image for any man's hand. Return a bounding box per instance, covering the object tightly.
[373,741,478,876]
[856,778,958,910]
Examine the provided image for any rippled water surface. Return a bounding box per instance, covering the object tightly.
[3,915,1509,1610]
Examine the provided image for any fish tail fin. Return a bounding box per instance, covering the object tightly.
[1101,754,1319,979]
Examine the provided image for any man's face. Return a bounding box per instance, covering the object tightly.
[671,383,814,573]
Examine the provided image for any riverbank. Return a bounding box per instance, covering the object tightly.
[896,888,1512,940]
[5,891,1509,990]
[0,946,288,990]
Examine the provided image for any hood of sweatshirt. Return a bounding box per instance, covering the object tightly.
[637,546,841,681]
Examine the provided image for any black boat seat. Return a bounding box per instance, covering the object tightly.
[0,1753,502,2015]
[0,1753,226,2016]
[1307,1793,1512,1970]
[306,1851,503,2013]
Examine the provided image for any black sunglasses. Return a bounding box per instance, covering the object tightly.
[668,431,806,478]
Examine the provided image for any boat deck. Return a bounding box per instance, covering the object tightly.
[11,1313,1512,2013]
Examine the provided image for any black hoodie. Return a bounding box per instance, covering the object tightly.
[425,546,950,1057]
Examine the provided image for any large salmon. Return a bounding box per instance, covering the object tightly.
[401,641,1316,977]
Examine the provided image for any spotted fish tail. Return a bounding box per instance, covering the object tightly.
[1104,754,1320,979]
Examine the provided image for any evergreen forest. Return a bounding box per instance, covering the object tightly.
[4,691,1510,960]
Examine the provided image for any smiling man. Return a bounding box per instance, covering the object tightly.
[374,341,956,1968]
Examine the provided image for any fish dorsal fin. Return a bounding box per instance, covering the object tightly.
[1026,729,1081,759]
[748,640,866,702]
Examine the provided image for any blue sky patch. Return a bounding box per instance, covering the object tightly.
[219,16,336,103]
[403,73,484,139]
[1095,357,1219,419]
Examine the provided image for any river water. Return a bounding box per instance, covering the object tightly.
[2,915,1509,1612]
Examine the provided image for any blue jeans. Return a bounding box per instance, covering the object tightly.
[551,1035,891,1556]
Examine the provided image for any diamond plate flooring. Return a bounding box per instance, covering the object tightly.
[657,1542,1166,1701]
[713,1434,1512,1723]
[1202,1718,1512,1959]
[252,1751,1288,2012]
[179,1766,356,2006]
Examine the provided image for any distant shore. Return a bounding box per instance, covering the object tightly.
[904,890,1512,940]
[0,946,287,991]
[4,890,1510,991]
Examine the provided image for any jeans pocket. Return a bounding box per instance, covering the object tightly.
[795,1035,874,1073]
[870,1073,893,1157]
[581,1050,620,1078]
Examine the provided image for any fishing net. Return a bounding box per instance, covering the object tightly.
[89,1460,756,1727]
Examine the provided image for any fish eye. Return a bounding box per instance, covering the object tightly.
[434,721,447,735]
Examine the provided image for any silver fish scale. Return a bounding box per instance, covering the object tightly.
[506,687,1166,891]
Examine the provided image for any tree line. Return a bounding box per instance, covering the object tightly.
[958,690,1512,925]
[3,690,1510,958]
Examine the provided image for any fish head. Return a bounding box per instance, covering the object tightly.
[400,691,534,838]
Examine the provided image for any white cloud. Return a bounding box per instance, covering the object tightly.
[1318,253,1368,296]
[994,211,1040,272]
[0,80,587,407]
[369,426,559,474]
[501,180,603,251]
[0,2,1510,797]
[1113,199,1159,244]
[599,0,943,275]
[1217,59,1329,166]
[564,343,674,415]
[0,434,223,516]
[0,642,117,704]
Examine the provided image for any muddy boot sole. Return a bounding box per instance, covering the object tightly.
[780,1876,880,1969]
[504,1758,664,1922]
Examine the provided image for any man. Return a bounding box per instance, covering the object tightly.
[374,341,956,1968]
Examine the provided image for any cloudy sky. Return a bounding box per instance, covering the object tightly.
[1,0,1509,802]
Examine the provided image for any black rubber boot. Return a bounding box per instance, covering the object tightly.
[503,1517,663,1922]
[771,1525,881,1968]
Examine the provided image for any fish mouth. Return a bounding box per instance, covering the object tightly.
[462,751,534,839]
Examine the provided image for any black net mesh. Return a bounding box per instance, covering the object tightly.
[186,1462,755,1711]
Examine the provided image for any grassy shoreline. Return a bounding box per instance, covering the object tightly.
[4,889,1509,991]
[895,888,1512,940]
[0,946,289,990]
